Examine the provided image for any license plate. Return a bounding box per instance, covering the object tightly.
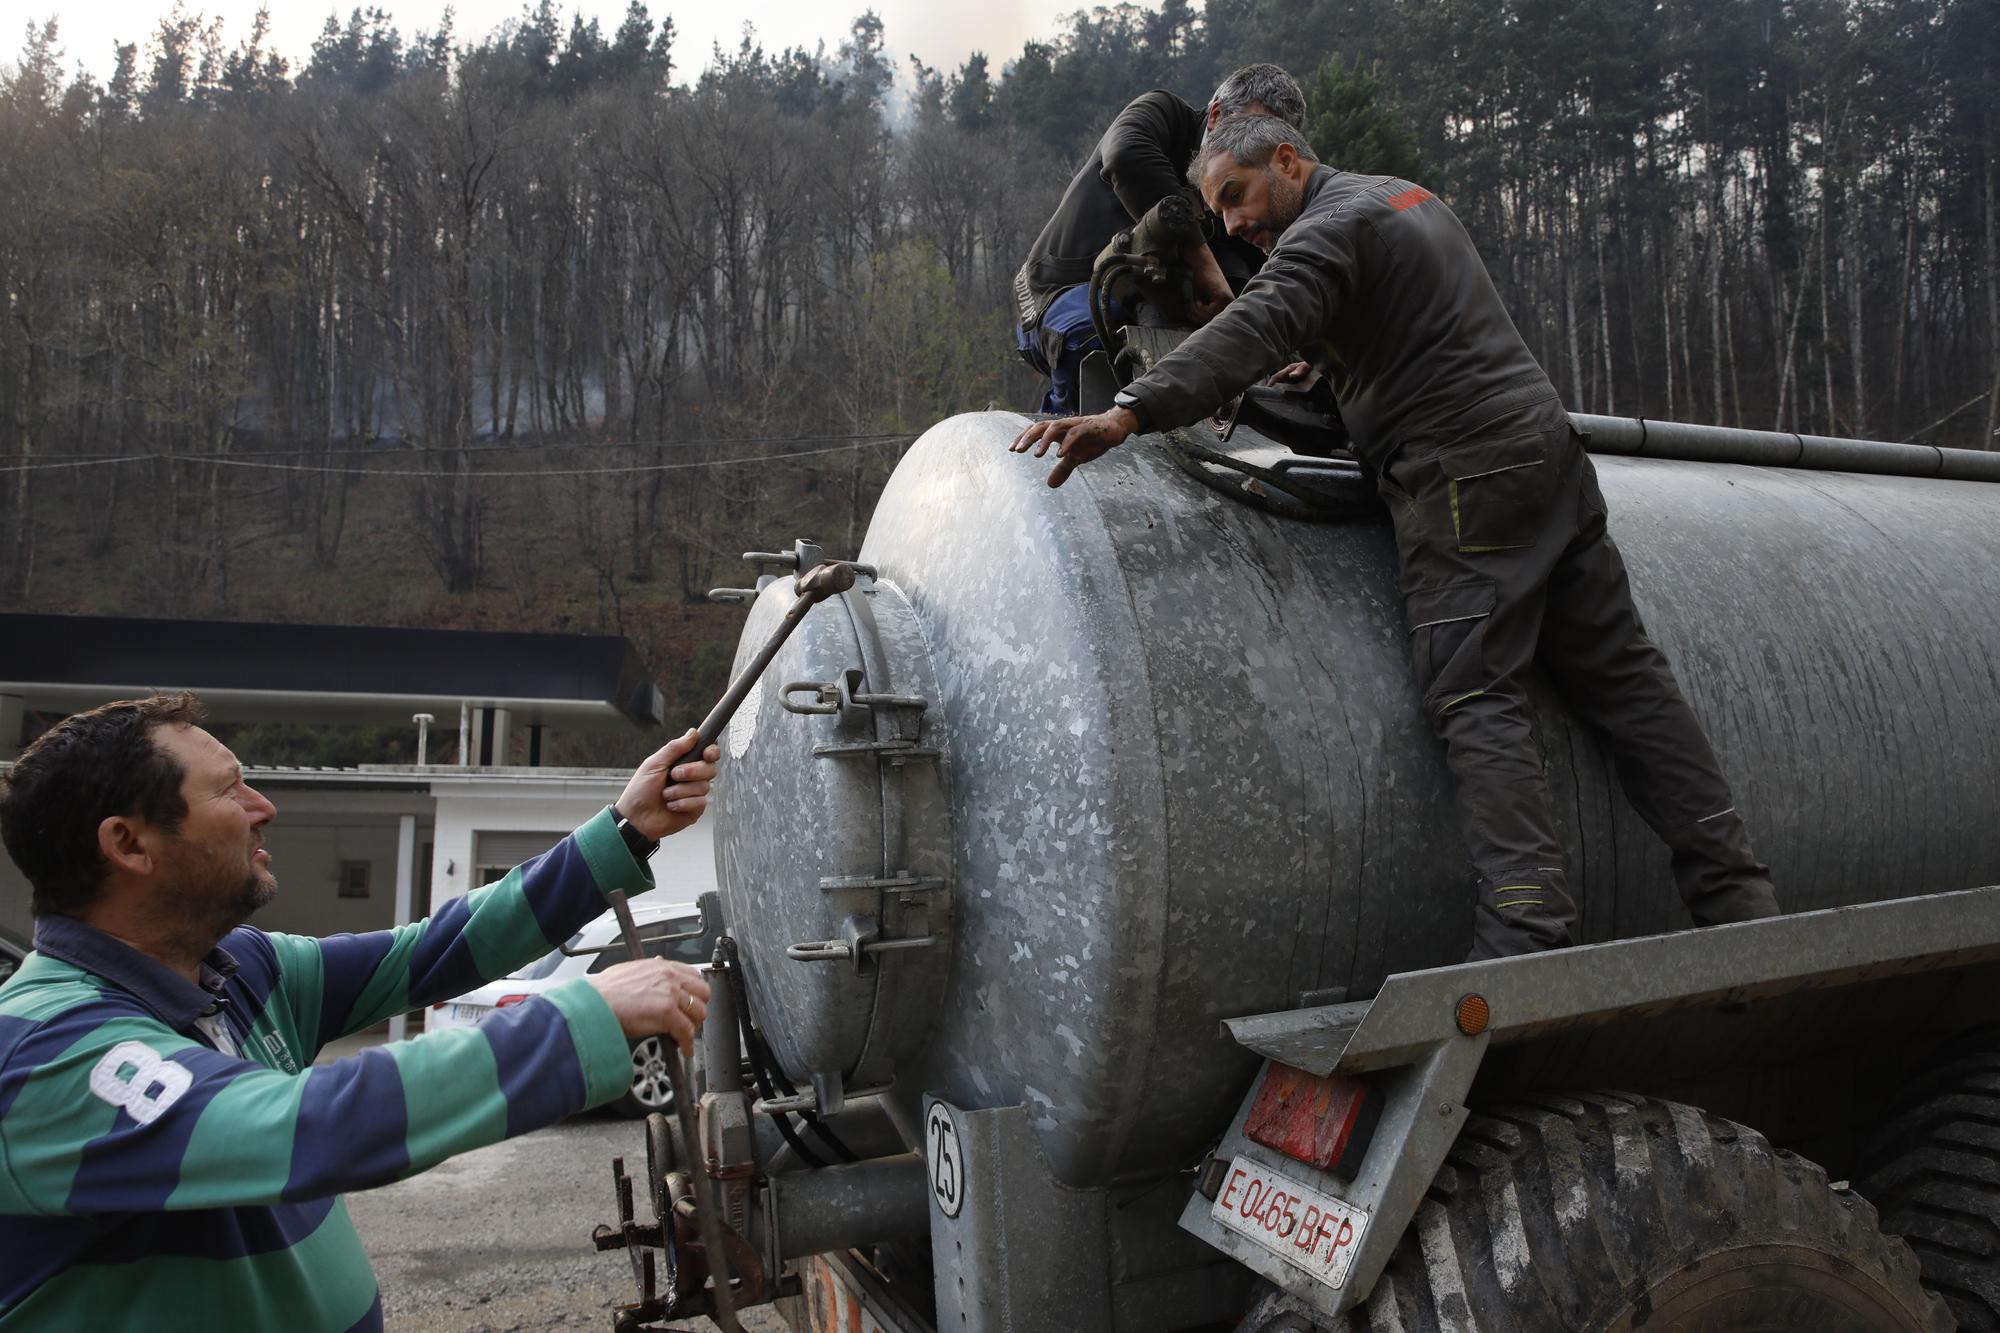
[451,1004,494,1023]
[1210,1156,1369,1289]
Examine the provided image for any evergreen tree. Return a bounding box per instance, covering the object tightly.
[1302,56,1419,179]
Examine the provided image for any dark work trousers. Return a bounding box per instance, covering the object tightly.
[1377,396,1781,958]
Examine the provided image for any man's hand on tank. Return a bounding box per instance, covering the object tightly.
[615,729,721,841]
[1009,409,1138,488]
[587,958,711,1054]
[1268,361,1317,388]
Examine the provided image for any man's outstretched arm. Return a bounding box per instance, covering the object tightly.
[1011,249,1339,486]
[267,731,718,1055]
[0,955,704,1218]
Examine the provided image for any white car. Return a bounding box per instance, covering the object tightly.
[428,897,710,1117]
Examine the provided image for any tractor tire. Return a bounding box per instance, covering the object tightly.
[1234,1091,1948,1333]
[1855,1046,2000,1329]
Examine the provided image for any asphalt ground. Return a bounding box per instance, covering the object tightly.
[345,1107,790,1333]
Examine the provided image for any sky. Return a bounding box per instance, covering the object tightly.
[16,0,1121,86]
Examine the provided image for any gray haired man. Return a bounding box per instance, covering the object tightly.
[1012,64,1305,414]
[1012,115,1781,957]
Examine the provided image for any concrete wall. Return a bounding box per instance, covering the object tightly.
[253,787,435,938]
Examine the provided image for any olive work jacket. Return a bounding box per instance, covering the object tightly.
[1116,166,1559,475]
[1013,90,1267,330]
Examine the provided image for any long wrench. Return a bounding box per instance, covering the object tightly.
[604,558,858,1330]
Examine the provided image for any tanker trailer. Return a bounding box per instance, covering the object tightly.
[594,405,2000,1333]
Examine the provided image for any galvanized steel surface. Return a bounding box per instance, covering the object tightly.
[714,574,955,1102]
[1225,885,2000,1078]
[714,410,2000,1188]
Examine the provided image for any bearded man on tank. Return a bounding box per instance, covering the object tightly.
[1011,115,1780,957]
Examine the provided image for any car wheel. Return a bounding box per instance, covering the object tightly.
[612,1036,677,1119]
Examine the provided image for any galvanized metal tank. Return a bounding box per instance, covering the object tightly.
[713,410,2000,1190]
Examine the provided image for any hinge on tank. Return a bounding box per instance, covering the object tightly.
[754,1080,893,1117]
[812,740,940,760]
[785,936,937,963]
[785,911,937,973]
[817,872,946,894]
[780,668,930,725]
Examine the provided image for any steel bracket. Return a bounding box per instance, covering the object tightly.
[1177,1034,1488,1317]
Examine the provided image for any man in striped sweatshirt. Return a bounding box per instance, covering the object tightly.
[0,692,719,1330]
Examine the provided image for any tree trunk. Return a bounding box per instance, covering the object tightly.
[1595,218,1614,415]
[1819,162,1838,435]
[1710,188,1725,426]
[1892,170,1917,435]
[1983,153,2000,450]
[1847,201,1865,439]
[1662,264,1676,420]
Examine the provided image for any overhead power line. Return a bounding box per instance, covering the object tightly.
[0,436,915,477]
[0,431,919,463]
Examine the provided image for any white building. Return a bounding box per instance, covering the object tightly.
[0,612,718,1036]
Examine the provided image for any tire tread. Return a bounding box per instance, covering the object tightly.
[1859,1051,2000,1330]
[1240,1092,1948,1332]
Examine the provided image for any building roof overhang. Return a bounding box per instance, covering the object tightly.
[3,612,663,732]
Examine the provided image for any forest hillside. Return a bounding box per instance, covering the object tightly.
[2,0,1994,752]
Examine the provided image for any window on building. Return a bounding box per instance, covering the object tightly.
[473,831,569,888]
[338,860,371,898]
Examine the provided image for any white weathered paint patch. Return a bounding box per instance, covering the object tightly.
[1417,1208,1475,1333]
[1667,1100,1715,1172]
[1556,1174,1590,1230]
[1542,1123,1591,1232]
[1010,940,1032,963]
[1488,1179,1533,1293]
[1054,1024,1084,1060]
[1610,1110,1649,1188]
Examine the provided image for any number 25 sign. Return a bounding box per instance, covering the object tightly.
[926,1101,964,1218]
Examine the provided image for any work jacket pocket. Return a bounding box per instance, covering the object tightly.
[1437,433,1550,552]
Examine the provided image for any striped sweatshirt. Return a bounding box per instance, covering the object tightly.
[0,807,644,1331]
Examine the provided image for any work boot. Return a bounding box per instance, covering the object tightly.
[1668,807,1782,925]
[1684,875,1782,926]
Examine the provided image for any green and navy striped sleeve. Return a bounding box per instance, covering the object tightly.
[0,973,632,1216]
[273,806,649,1055]
[0,965,631,1329]
[0,809,650,1330]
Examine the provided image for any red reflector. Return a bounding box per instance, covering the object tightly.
[1242,1063,1380,1177]
[495,994,531,1008]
